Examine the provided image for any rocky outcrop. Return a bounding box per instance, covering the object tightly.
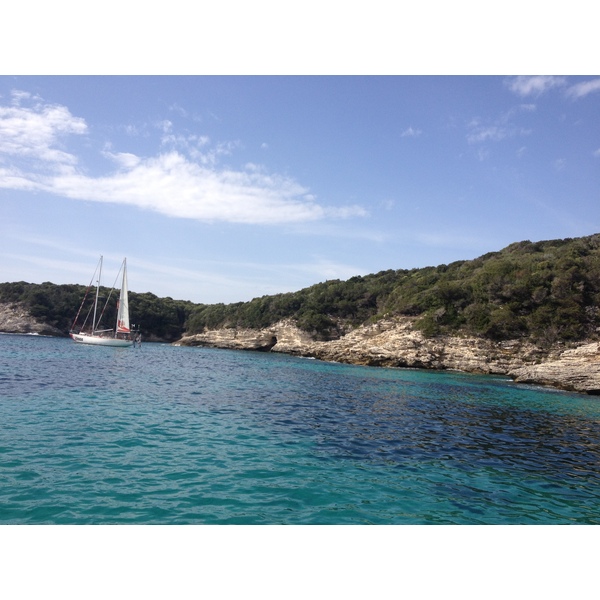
[0,302,63,337]
[173,319,314,352]
[175,316,600,394]
[510,342,600,394]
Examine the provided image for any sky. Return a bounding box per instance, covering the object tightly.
[1,74,599,304]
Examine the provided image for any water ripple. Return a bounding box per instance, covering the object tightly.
[1,334,600,524]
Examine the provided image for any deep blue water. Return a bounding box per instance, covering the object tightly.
[1,333,600,524]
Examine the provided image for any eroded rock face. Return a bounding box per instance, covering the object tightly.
[510,342,600,395]
[0,303,63,336]
[174,319,314,353]
[175,316,600,394]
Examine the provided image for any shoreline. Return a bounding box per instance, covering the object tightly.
[2,300,599,395]
[175,317,600,395]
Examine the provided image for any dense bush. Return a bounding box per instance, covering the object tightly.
[390,235,600,342]
[128,293,194,341]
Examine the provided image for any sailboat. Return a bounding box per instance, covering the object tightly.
[70,256,138,347]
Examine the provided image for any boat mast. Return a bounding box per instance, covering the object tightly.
[92,255,103,334]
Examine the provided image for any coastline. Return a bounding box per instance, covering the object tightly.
[3,301,599,395]
[175,317,600,395]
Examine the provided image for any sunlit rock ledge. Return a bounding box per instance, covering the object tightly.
[510,343,600,395]
[175,317,600,395]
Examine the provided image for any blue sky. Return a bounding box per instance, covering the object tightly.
[1,75,599,304]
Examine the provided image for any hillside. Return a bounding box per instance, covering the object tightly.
[184,234,600,345]
[2,233,600,345]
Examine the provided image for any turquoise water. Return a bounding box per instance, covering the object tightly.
[1,333,599,524]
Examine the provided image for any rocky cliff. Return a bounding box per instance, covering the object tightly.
[175,317,600,395]
[0,302,64,337]
[510,343,600,395]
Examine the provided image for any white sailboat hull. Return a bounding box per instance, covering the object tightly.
[70,333,133,347]
[70,256,137,349]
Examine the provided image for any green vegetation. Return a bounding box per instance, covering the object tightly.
[186,234,600,344]
[0,282,194,342]
[185,269,398,339]
[2,234,600,344]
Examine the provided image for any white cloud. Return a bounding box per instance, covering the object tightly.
[168,103,188,118]
[159,119,172,134]
[467,104,532,146]
[565,78,600,99]
[467,123,530,145]
[467,125,507,143]
[124,124,140,136]
[326,204,368,219]
[594,148,600,158]
[553,158,566,171]
[41,151,328,224]
[519,103,537,112]
[506,76,566,97]
[507,76,600,101]
[401,126,422,138]
[102,150,141,169]
[476,147,490,161]
[0,91,366,226]
[0,91,87,166]
[10,90,41,105]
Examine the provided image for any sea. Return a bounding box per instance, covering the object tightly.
[1,332,600,526]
